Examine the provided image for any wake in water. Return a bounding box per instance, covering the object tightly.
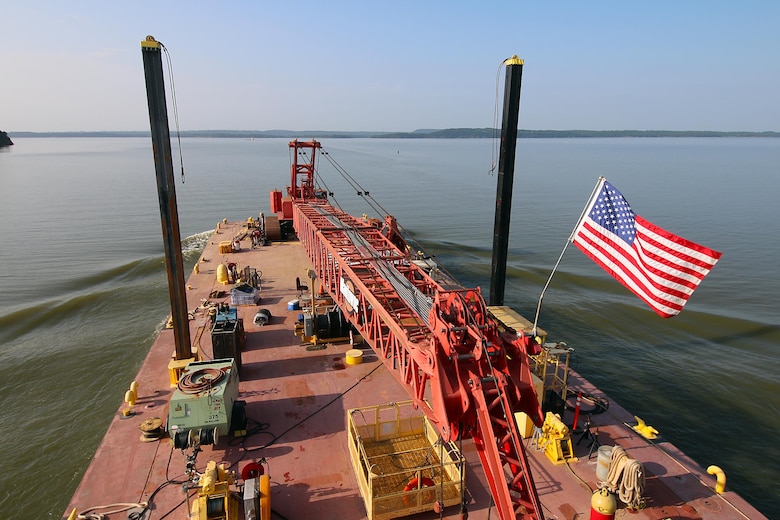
[182,228,212,256]
[0,230,212,352]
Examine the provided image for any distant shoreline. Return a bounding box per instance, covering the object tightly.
[5,128,779,139]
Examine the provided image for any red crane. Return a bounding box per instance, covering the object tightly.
[285,139,545,520]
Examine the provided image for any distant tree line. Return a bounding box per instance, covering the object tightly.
[382,128,780,138]
[6,128,779,139]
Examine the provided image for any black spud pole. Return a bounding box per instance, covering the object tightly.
[489,56,524,307]
[141,36,192,361]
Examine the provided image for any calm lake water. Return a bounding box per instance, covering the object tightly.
[0,137,778,518]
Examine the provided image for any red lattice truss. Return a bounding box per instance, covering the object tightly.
[293,199,546,520]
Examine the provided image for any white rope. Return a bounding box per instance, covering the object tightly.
[605,446,645,509]
[76,502,148,519]
[605,445,627,491]
[618,458,645,508]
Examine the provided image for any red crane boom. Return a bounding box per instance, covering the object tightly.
[286,140,545,520]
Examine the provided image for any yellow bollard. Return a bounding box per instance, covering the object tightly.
[346,349,363,365]
[707,465,726,494]
[216,263,229,285]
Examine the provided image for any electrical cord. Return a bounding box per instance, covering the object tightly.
[565,392,609,415]
[130,480,186,520]
[229,363,383,473]
[147,349,384,518]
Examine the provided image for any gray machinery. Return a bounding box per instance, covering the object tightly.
[211,304,244,375]
[167,358,246,448]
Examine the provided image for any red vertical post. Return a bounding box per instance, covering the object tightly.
[572,391,583,431]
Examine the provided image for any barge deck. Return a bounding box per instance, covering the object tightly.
[63,220,765,520]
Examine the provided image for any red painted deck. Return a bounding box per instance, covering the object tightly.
[64,221,766,520]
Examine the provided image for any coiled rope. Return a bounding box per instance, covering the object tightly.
[605,445,645,509]
[75,502,148,519]
[177,367,226,394]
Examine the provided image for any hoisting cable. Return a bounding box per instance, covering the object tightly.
[301,144,461,326]
[160,42,186,183]
[293,146,349,215]
[489,58,508,176]
[311,206,434,327]
[320,149,385,216]
[319,145,461,283]
[310,161,344,212]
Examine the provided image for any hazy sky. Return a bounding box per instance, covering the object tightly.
[2,1,778,132]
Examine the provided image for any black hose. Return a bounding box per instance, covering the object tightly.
[565,392,609,415]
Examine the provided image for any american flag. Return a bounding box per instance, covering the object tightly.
[572,178,722,318]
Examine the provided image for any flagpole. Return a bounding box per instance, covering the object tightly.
[569,176,606,240]
[532,176,606,335]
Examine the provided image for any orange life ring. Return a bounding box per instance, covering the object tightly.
[403,477,436,507]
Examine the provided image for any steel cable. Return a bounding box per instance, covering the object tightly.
[177,367,226,394]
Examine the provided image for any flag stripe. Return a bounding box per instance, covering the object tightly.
[572,179,721,318]
[636,216,721,272]
[574,220,685,317]
[634,227,708,291]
